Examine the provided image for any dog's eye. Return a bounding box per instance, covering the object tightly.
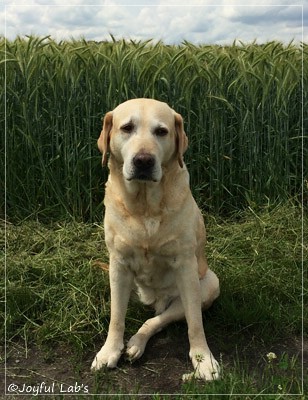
[121,123,134,133]
[154,127,168,137]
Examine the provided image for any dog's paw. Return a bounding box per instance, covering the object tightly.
[126,333,147,362]
[91,343,123,371]
[182,351,220,381]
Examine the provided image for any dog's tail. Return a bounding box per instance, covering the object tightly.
[92,260,109,272]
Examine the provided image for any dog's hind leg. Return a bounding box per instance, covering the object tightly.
[126,268,219,362]
[126,269,219,380]
[126,296,184,362]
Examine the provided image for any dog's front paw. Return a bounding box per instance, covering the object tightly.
[91,342,124,371]
[182,351,220,381]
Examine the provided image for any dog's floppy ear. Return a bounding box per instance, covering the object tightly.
[97,111,113,166]
[174,112,188,168]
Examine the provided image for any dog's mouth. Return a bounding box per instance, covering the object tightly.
[127,172,158,182]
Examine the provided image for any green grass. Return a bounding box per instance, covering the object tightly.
[2,202,306,396]
[1,36,306,220]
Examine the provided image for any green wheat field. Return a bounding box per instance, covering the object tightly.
[1,36,307,398]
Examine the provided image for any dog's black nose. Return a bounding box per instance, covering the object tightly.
[133,153,155,170]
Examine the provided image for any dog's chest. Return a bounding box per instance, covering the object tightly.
[109,216,179,271]
[110,213,166,247]
[143,217,161,237]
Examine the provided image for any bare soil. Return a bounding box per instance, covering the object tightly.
[2,330,307,398]
[3,332,190,397]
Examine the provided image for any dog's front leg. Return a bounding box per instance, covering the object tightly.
[91,259,133,370]
[175,260,220,381]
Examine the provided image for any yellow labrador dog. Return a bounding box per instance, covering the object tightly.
[91,98,220,380]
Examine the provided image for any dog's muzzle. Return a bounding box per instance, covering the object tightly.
[130,152,156,181]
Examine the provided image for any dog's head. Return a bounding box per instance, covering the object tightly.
[97,98,188,183]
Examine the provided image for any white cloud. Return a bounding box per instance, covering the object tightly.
[1,1,306,44]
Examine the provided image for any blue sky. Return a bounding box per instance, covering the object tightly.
[1,0,307,45]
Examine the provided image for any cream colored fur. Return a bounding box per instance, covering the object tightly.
[91,99,220,380]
